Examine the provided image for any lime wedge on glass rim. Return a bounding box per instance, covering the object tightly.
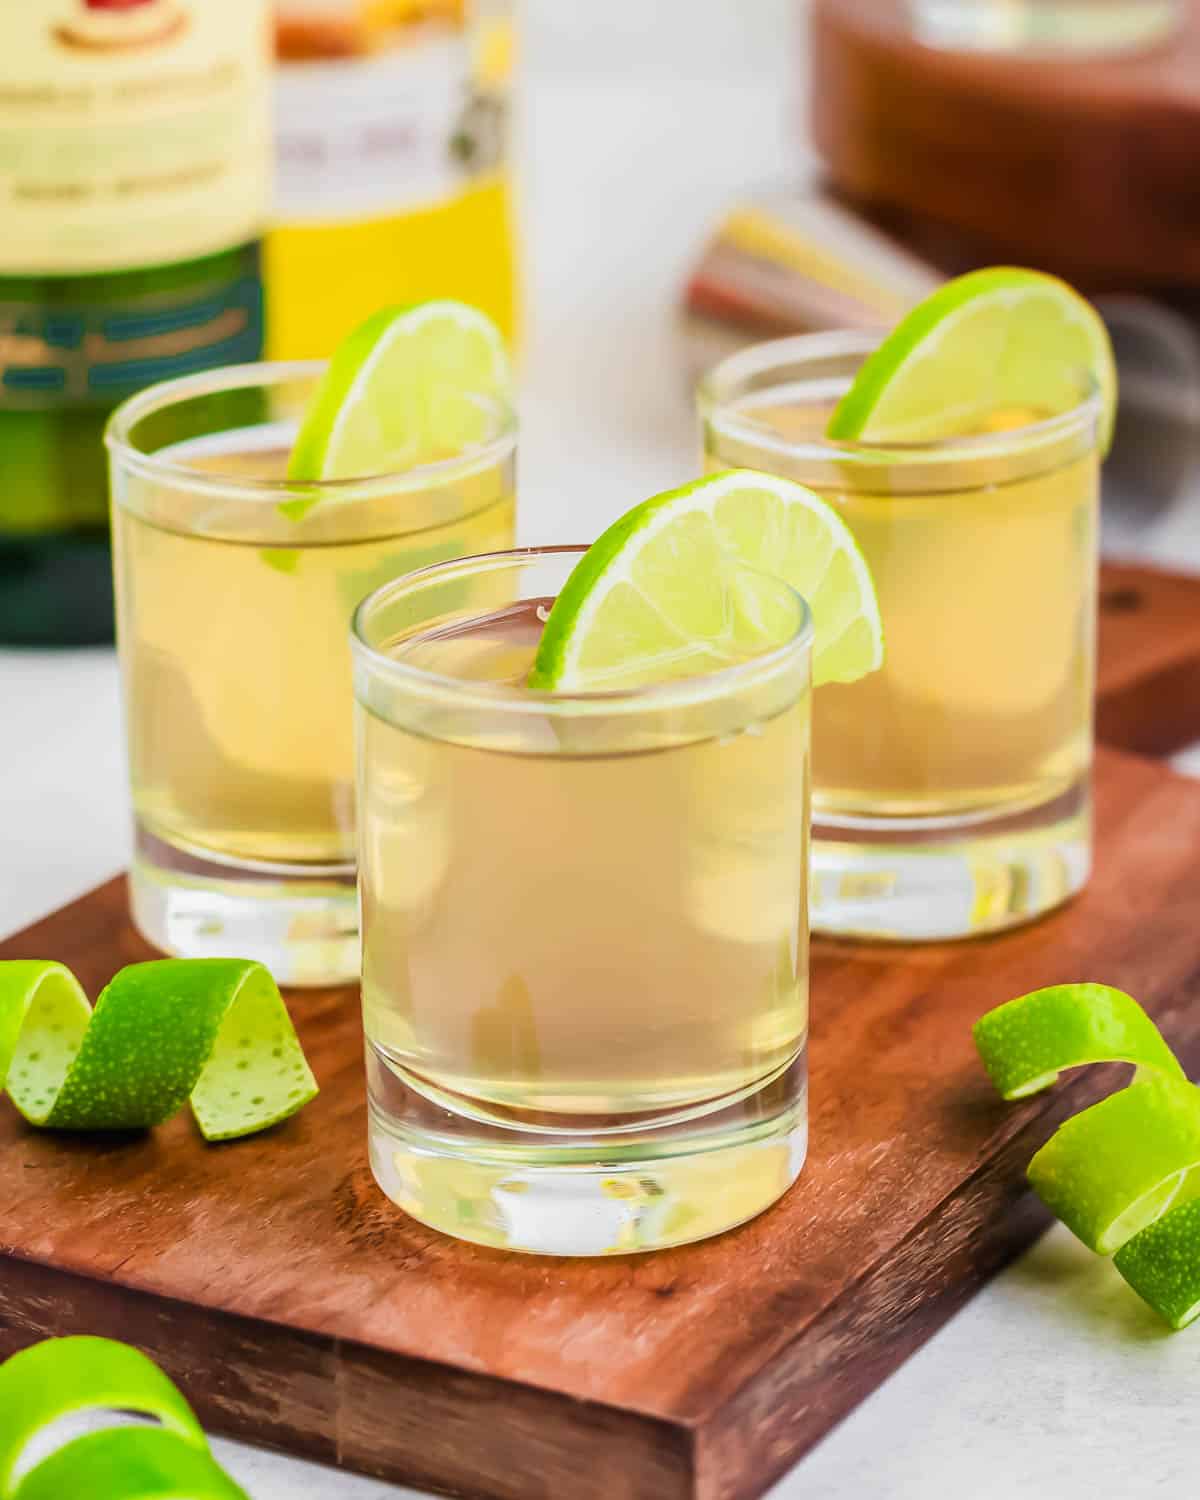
[287,299,512,483]
[827,267,1117,451]
[528,470,883,692]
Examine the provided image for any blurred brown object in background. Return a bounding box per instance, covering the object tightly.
[810,0,1200,290]
[682,187,939,379]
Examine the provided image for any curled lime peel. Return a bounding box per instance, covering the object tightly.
[1028,1077,1200,1255]
[0,1337,246,1500]
[972,983,1184,1101]
[0,958,317,1141]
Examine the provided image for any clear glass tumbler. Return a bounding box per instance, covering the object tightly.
[700,331,1101,941]
[106,362,516,986]
[908,0,1182,53]
[352,547,813,1254]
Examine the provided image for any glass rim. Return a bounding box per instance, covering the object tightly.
[697,328,1104,466]
[104,358,518,503]
[350,545,814,719]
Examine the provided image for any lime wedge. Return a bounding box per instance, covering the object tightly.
[1114,1194,1200,1331]
[0,1337,247,1500]
[1027,1078,1200,1254]
[973,984,1184,1100]
[827,267,1116,451]
[0,959,317,1141]
[287,299,511,484]
[528,470,883,691]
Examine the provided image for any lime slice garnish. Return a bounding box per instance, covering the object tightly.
[0,959,317,1141]
[0,1337,246,1500]
[287,299,511,485]
[528,469,883,691]
[1114,1193,1200,1331]
[1027,1078,1200,1255]
[827,267,1116,451]
[973,984,1184,1100]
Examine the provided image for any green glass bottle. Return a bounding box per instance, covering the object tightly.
[0,0,271,646]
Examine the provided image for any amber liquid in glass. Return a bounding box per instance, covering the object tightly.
[115,439,516,869]
[359,599,810,1118]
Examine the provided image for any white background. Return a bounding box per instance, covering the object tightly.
[3,2,1198,1496]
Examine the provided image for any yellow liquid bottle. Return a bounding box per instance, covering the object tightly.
[266,0,517,359]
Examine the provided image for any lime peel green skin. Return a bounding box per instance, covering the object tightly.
[1114,1194,1200,1331]
[827,266,1117,453]
[975,981,1200,1317]
[1028,1077,1200,1256]
[972,984,1184,1100]
[0,959,317,1141]
[0,1337,247,1500]
[14,1428,249,1500]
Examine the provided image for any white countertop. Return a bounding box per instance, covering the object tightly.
[2,4,1198,1496]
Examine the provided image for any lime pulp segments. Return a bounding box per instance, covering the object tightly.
[1028,1077,1200,1255]
[287,299,511,490]
[0,959,317,1140]
[1114,1195,1200,1331]
[0,1337,246,1500]
[973,984,1185,1100]
[529,470,883,691]
[827,267,1117,451]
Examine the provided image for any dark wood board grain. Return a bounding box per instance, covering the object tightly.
[5,745,1200,1500]
[1098,561,1200,758]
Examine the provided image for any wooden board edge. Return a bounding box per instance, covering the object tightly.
[0,1255,696,1500]
[691,1120,1055,1500]
[691,962,1200,1500]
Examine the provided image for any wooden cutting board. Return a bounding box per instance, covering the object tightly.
[2,562,1200,1500]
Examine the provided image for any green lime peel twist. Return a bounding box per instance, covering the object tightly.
[0,1336,247,1500]
[974,984,1200,1329]
[0,958,317,1140]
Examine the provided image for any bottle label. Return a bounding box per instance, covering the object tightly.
[0,1,271,274]
[0,257,264,410]
[274,23,509,224]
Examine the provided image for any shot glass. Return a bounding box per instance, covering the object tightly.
[700,331,1101,941]
[106,362,516,985]
[352,547,812,1255]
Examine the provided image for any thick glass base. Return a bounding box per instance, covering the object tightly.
[129,824,359,987]
[910,0,1181,54]
[366,1047,808,1256]
[811,782,1090,942]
